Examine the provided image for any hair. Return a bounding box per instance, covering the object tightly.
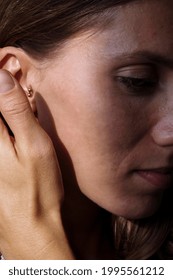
[0,0,172,260]
[114,188,173,259]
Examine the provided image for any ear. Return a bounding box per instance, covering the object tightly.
[0,46,37,113]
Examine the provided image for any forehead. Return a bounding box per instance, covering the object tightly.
[49,0,173,69]
[94,0,173,60]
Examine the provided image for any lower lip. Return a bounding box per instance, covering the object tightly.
[136,170,172,189]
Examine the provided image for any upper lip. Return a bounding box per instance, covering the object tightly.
[139,167,173,174]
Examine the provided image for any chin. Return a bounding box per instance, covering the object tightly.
[102,197,162,220]
[117,208,158,220]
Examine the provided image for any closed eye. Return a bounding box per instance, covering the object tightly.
[117,76,157,94]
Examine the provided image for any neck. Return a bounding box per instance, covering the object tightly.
[54,143,115,259]
[61,178,115,259]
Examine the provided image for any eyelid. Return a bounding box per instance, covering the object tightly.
[113,65,159,95]
[115,64,158,79]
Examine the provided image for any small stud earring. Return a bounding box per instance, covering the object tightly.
[27,87,33,97]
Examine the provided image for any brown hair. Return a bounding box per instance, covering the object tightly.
[0,0,172,260]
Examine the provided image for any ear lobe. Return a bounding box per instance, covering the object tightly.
[25,86,37,114]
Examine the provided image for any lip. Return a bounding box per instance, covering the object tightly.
[136,168,173,189]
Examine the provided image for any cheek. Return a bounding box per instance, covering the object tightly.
[50,81,144,181]
[38,51,145,163]
[36,73,156,217]
[37,66,150,180]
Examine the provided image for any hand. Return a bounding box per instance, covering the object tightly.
[0,69,73,259]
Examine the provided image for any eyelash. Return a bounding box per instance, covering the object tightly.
[117,76,157,94]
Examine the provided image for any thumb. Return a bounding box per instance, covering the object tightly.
[0,69,38,144]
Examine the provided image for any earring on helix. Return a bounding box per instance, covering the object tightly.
[27,87,33,98]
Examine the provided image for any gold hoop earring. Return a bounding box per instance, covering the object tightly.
[27,87,33,98]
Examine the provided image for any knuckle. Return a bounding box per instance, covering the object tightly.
[3,98,29,116]
[22,134,55,162]
[38,137,55,159]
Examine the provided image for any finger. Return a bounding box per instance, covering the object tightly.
[0,69,39,145]
[0,112,14,137]
[0,114,13,149]
[0,111,17,159]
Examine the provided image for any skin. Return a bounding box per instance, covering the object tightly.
[0,70,74,259]
[35,0,173,219]
[0,0,173,259]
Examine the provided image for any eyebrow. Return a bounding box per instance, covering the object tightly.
[119,51,173,69]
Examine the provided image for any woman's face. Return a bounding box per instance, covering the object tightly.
[35,0,173,219]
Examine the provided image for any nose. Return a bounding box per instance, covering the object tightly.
[151,114,173,147]
[151,73,173,147]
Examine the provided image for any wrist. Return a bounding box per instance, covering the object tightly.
[1,214,74,260]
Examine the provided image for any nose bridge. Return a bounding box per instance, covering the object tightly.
[151,97,173,146]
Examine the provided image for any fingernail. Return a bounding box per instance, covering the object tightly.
[0,70,15,93]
